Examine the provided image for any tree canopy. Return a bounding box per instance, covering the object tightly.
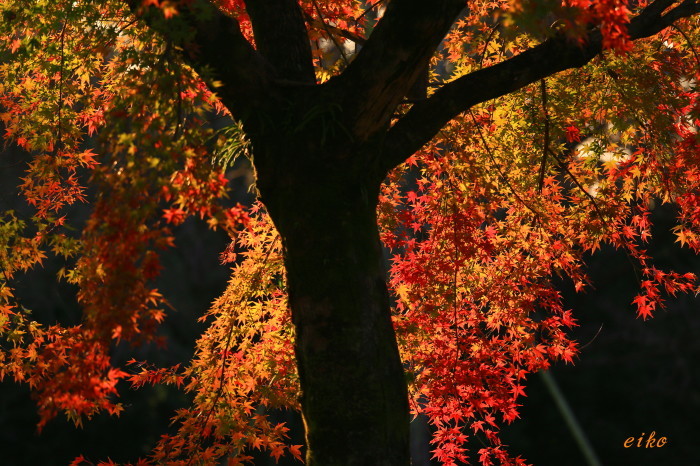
[1,0,699,464]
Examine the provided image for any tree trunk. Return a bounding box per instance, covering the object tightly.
[252,127,410,464]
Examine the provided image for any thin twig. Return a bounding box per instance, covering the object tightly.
[356,0,388,22]
[303,12,366,45]
[548,148,642,284]
[671,23,700,67]
[55,20,68,155]
[311,0,349,66]
[537,79,550,192]
[548,149,605,220]
[174,61,183,140]
[468,110,544,221]
[604,68,652,132]
[188,235,280,464]
[478,21,501,69]
[441,176,462,375]
[579,324,604,350]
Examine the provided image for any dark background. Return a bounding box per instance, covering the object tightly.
[1,142,698,465]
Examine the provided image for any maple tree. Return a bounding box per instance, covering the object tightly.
[1,0,699,464]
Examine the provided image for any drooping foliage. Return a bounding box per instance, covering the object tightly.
[0,0,699,464]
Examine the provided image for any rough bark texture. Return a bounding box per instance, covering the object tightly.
[279,185,410,465]
[250,101,410,463]
[125,0,700,463]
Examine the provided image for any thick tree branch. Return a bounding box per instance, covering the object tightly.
[245,0,316,84]
[330,0,465,141]
[124,0,274,119]
[381,0,700,172]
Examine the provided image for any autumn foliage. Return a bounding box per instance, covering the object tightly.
[1,0,699,464]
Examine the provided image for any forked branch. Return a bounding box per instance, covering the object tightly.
[381,0,700,172]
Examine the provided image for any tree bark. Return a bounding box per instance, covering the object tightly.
[121,1,700,463]
[250,113,409,464]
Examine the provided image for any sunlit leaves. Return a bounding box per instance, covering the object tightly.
[0,0,246,441]
[378,11,700,463]
[142,206,300,465]
[0,1,699,465]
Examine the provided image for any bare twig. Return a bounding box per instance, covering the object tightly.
[311,0,350,66]
[537,79,550,192]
